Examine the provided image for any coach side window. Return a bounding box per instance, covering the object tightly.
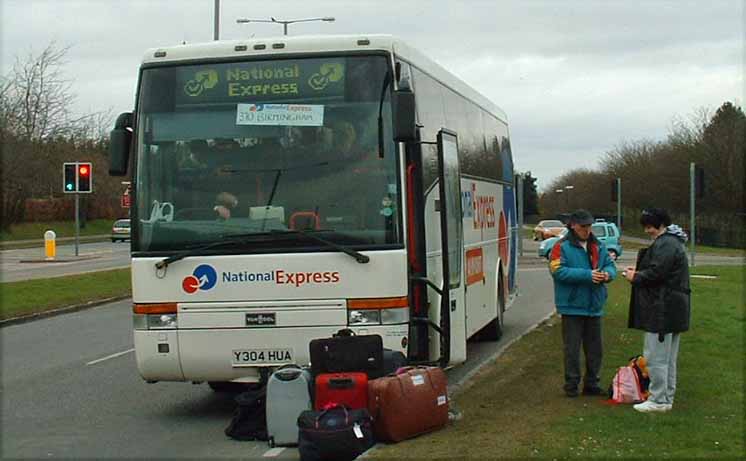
[482,112,503,181]
[411,67,446,188]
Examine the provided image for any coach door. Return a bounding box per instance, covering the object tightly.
[435,129,467,365]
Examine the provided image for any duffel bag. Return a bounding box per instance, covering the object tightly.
[297,405,375,461]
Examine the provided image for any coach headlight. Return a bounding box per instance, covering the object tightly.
[348,309,381,325]
[149,314,178,329]
[346,297,409,326]
[133,303,178,330]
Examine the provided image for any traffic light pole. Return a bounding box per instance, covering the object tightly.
[75,193,80,256]
[690,162,696,267]
[616,178,622,233]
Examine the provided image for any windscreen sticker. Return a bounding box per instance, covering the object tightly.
[236,103,324,126]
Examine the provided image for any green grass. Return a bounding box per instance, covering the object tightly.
[0,219,115,241]
[0,268,131,320]
[371,266,745,459]
[621,238,745,258]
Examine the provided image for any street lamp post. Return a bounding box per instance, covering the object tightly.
[564,185,574,210]
[236,16,335,35]
[555,189,564,213]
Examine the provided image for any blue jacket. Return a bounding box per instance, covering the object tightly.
[549,230,617,316]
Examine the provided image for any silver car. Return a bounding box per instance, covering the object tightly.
[111,219,131,242]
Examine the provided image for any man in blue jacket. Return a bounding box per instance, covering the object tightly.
[549,209,617,397]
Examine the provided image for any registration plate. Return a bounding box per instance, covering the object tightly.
[231,348,293,366]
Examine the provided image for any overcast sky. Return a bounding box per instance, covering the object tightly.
[2,0,743,189]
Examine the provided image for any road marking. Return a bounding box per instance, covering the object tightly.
[86,348,135,366]
[518,267,547,272]
[263,448,285,457]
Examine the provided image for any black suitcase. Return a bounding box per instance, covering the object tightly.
[382,349,407,376]
[297,405,375,461]
[309,330,384,378]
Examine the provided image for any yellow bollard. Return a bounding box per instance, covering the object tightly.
[44,230,56,260]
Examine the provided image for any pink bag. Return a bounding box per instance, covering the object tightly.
[610,365,646,403]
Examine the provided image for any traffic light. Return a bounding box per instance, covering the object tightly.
[63,163,77,193]
[78,162,92,193]
[62,162,93,193]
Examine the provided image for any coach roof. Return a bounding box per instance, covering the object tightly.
[142,34,507,122]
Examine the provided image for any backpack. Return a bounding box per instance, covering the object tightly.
[607,355,650,404]
[225,387,269,441]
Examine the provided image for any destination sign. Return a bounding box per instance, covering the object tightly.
[175,58,346,104]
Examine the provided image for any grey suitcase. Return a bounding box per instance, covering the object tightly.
[266,364,313,447]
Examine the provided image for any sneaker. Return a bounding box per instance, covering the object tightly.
[633,400,671,413]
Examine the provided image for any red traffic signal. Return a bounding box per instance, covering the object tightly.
[78,162,92,193]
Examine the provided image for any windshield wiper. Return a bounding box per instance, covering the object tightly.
[154,229,369,271]
[270,229,370,264]
[154,231,276,271]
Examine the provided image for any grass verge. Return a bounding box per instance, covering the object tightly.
[0,268,131,321]
[370,266,745,459]
[621,238,745,258]
[0,219,115,241]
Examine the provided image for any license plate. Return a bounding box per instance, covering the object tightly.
[231,348,293,366]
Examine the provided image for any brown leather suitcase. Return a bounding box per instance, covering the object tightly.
[367,367,449,442]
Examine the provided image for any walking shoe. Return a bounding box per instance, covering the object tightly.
[582,386,605,396]
[633,400,671,413]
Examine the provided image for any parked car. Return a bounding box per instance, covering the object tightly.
[537,221,622,260]
[591,220,623,260]
[538,228,568,258]
[533,219,565,241]
[111,218,131,242]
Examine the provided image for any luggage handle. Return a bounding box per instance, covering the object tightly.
[333,328,356,337]
[273,363,302,381]
[328,378,354,389]
[315,404,349,429]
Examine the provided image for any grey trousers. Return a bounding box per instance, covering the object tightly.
[561,315,603,391]
[643,332,681,405]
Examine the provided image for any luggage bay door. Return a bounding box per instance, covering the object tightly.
[433,129,467,366]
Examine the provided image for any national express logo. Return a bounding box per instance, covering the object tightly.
[182,264,218,294]
[184,70,219,97]
[308,63,343,91]
[181,264,341,294]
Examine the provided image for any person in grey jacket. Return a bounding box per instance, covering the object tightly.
[623,208,691,413]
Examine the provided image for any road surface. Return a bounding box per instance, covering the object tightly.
[0,241,131,283]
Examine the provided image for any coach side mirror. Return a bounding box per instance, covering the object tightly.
[392,88,416,142]
[109,112,133,176]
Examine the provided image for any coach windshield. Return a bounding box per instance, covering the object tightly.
[133,55,400,253]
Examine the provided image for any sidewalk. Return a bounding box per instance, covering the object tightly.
[0,234,111,250]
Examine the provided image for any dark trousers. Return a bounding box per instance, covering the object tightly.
[561,314,603,391]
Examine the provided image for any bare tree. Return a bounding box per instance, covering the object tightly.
[0,43,81,141]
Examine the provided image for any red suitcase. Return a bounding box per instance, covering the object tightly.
[314,372,369,410]
[367,366,449,442]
